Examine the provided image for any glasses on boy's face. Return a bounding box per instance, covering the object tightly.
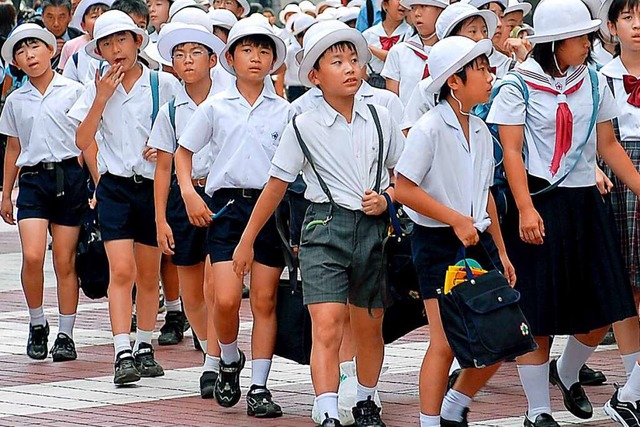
[172,49,207,61]
[221,0,237,8]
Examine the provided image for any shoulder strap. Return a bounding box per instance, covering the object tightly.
[606,75,621,142]
[367,103,385,194]
[150,70,160,125]
[366,0,374,29]
[72,52,79,68]
[168,98,176,134]
[292,115,338,208]
[531,67,600,196]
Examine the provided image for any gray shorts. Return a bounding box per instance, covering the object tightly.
[298,203,388,308]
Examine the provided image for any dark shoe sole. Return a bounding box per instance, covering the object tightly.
[114,370,141,385]
[247,407,283,418]
[157,336,181,346]
[52,351,77,362]
[27,349,48,360]
[549,361,593,419]
[137,366,165,377]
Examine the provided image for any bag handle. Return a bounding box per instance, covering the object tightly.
[382,192,403,237]
[456,241,501,280]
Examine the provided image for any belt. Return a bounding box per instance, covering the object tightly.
[103,172,152,185]
[191,177,206,188]
[215,188,262,199]
[22,158,79,198]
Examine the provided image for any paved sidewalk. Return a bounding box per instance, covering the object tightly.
[0,190,623,426]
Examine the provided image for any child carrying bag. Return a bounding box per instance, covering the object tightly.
[438,246,537,369]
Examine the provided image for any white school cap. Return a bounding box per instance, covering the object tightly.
[299,0,317,14]
[316,7,340,21]
[85,10,150,60]
[461,0,508,10]
[71,0,115,30]
[435,2,498,40]
[400,0,448,10]
[527,0,600,44]
[279,3,302,24]
[582,0,604,18]
[337,6,361,23]
[315,0,342,15]
[1,23,57,65]
[296,20,371,88]
[171,5,213,31]
[235,0,251,17]
[291,13,317,36]
[504,0,531,17]
[209,8,238,29]
[158,22,225,62]
[598,0,617,39]
[423,35,492,94]
[219,16,286,75]
[169,0,208,19]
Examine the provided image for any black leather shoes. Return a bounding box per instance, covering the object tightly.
[441,408,469,426]
[579,364,606,386]
[523,413,560,427]
[549,360,593,419]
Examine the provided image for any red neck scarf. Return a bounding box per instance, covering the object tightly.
[380,35,400,51]
[623,75,640,108]
[409,48,430,79]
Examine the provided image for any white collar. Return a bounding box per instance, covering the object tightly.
[19,72,66,96]
[517,58,588,92]
[223,81,278,101]
[601,56,632,80]
[318,97,369,127]
[174,79,217,108]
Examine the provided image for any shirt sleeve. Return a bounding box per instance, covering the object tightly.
[383,110,405,169]
[0,97,18,137]
[401,83,433,130]
[381,45,401,81]
[385,92,404,124]
[178,101,214,154]
[485,78,527,125]
[67,82,97,124]
[395,122,434,186]
[148,104,176,153]
[596,72,619,123]
[270,122,305,183]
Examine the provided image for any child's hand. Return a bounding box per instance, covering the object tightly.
[232,239,254,279]
[362,190,388,216]
[143,146,158,163]
[596,166,613,195]
[500,253,517,287]
[519,207,545,245]
[182,191,213,227]
[452,215,479,247]
[95,64,124,102]
[0,198,14,225]
[156,220,175,255]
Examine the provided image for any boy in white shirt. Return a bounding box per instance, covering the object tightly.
[233,20,405,427]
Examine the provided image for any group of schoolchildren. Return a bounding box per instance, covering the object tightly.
[4,0,640,425]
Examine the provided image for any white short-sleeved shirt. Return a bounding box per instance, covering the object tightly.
[68,65,181,179]
[397,101,494,230]
[210,62,278,93]
[178,83,294,196]
[62,48,103,85]
[284,39,302,87]
[291,81,404,124]
[270,98,405,211]
[601,57,640,142]
[400,78,437,130]
[148,83,220,179]
[486,59,618,188]
[0,73,83,167]
[381,34,431,106]
[362,21,411,74]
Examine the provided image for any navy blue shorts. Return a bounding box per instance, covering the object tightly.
[206,189,284,268]
[167,180,210,266]
[411,225,502,300]
[17,158,86,226]
[96,173,157,246]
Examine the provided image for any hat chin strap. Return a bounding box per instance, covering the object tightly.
[419,31,437,43]
[552,40,567,77]
[451,89,470,116]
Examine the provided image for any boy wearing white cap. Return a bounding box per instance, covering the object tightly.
[0,24,87,363]
[381,0,448,105]
[496,0,532,63]
[69,10,181,385]
[395,35,514,427]
[283,13,316,101]
[233,20,405,427]
[219,0,249,18]
[149,21,224,398]
[175,17,291,417]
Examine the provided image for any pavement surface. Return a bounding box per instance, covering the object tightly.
[0,188,624,426]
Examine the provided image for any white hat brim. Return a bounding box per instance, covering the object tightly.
[504,2,532,17]
[1,26,57,65]
[469,0,507,9]
[425,38,493,94]
[598,0,614,39]
[527,19,601,44]
[441,9,499,39]
[279,6,300,24]
[297,28,372,88]
[399,0,447,10]
[158,27,225,62]
[236,0,250,16]
[71,0,115,30]
[219,26,286,75]
[85,26,150,60]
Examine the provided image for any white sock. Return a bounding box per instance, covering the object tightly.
[251,359,272,388]
[441,389,472,422]
[419,413,440,427]
[165,299,181,313]
[518,363,552,422]
[621,352,640,378]
[28,306,46,327]
[315,392,339,420]
[113,333,131,360]
[203,355,220,373]
[219,340,240,364]
[356,382,377,402]
[199,339,208,354]
[557,336,596,389]
[58,313,76,339]
[133,329,153,353]
[620,363,640,403]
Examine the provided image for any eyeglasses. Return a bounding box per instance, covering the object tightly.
[172,49,207,61]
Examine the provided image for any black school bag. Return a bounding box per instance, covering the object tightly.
[76,207,109,299]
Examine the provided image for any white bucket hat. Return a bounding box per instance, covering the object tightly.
[291,13,317,36]
[141,41,171,68]
[1,23,57,65]
[316,7,340,21]
[158,22,225,62]
[597,0,617,39]
[71,0,115,30]
[504,0,531,17]
[219,17,286,75]
[337,6,361,23]
[171,6,213,31]
[527,0,600,44]
[424,35,493,94]
[209,8,238,29]
[316,0,342,15]
[400,0,448,10]
[235,0,251,17]
[436,2,498,40]
[299,0,317,14]
[582,0,603,18]
[296,20,371,88]
[85,10,150,59]
[169,0,208,19]
[462,0,508,10]
[279,3,302,24]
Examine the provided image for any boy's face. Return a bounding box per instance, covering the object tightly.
[456,16,489,42]
[147,0,170,30]
[503,10,523,34]
[609,5,640,53]
[486,2,504,47]
[97,31,143,71]
[81,7,106,38]
[411,5,442,38]
[12,39,55,78]
[220,0,243,18]
[449,56,493,107]
[42,5,72,38]
[172,42,216,84]
[226,41,274,82]
[129,13,149,29]
[310,45,361,98]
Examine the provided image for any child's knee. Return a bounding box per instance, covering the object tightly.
[110,263,136,285]
[22,249,45,269]
[215,294,241,315]
[251,293,276,317]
